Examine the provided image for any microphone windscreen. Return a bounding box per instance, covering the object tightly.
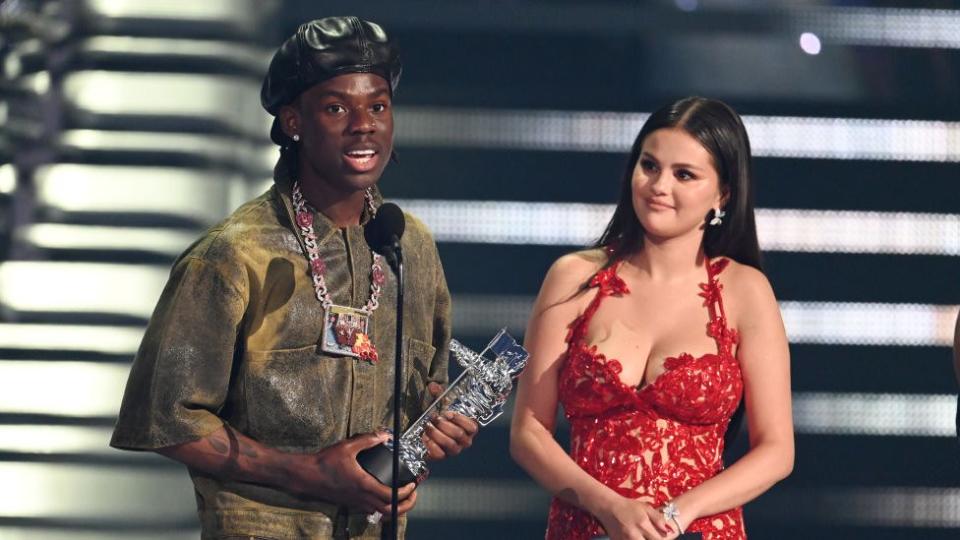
[364,202,406,254]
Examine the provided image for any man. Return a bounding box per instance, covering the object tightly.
[111,17,477,539]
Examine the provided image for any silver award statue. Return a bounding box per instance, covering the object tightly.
[356,328,529,486]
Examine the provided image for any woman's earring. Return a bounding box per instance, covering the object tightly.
[709,208,726,226]
[292,134,300,142]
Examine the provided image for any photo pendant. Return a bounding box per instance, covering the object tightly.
[322,305,378,362]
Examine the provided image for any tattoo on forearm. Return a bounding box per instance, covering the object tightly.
[167,426,293,490]
[220,426,242,477]
[209,436,228,454]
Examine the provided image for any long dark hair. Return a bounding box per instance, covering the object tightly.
[596,96,762,272]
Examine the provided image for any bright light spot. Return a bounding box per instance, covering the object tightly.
[675,0,697,12]
[0,164,15,194]
[3,54,21,79]
[800,32,822,55]
[24,71,51,95]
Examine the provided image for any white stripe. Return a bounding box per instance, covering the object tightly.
[0,323,143,355]
[87,0,258,23]
[396,107,960,162]
[780,302,958,347]
[0,462,194,522]
[0,425,117,456]
[398,199,612,246]
[396,108,640,153]
[744,114,960,162]
[0,361,129,418]
[795,7,960,50]
[756,209,960,255]
[452,295,958,348]
[0,425,164,464]
[0,261,170,320]
[395,198,960,256]
[793,392,957,437]
[19,223,200,258]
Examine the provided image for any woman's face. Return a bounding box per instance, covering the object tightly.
[631,127,725,241]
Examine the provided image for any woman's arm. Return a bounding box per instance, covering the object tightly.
[510,252,674,539]
[952,308,960,386]
[669,264,794,529]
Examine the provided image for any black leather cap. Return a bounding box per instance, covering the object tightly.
[261,16,402,145]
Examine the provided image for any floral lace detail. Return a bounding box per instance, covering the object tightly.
[546,258,745,540]
[589,264,630,295]
[707,319,739,357]
[566,264,630,345]
[699,258,740,358]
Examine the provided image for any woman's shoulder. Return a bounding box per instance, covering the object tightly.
[714,257,779,314]
[548,248,608,282]
[536,248,608,305]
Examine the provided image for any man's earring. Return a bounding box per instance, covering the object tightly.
[292,134,300,142]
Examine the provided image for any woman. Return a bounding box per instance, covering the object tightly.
[510,97,793,540]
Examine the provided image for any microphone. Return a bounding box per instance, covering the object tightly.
[364,202,406,271]
[361,200,407,539]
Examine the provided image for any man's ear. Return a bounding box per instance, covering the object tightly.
[278,104,300,139]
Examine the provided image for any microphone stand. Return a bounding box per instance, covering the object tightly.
[387,240,403,540]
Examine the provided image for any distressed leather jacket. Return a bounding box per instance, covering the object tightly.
[111,169,451,539]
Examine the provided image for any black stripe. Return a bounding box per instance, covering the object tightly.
[786,434,960,488]
[790,344,956,394]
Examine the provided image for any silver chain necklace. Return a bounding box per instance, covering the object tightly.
[292,181,384,362]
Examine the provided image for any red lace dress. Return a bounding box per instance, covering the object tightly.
[545,258,745,540]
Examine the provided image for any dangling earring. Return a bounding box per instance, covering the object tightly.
[292,134,300,142]
[709,208,726,226]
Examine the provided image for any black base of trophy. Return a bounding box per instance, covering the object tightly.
[356,442,419,486]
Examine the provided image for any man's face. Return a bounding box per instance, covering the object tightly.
[280,73,394,193]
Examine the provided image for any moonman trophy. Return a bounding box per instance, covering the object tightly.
[356,328,529,486]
